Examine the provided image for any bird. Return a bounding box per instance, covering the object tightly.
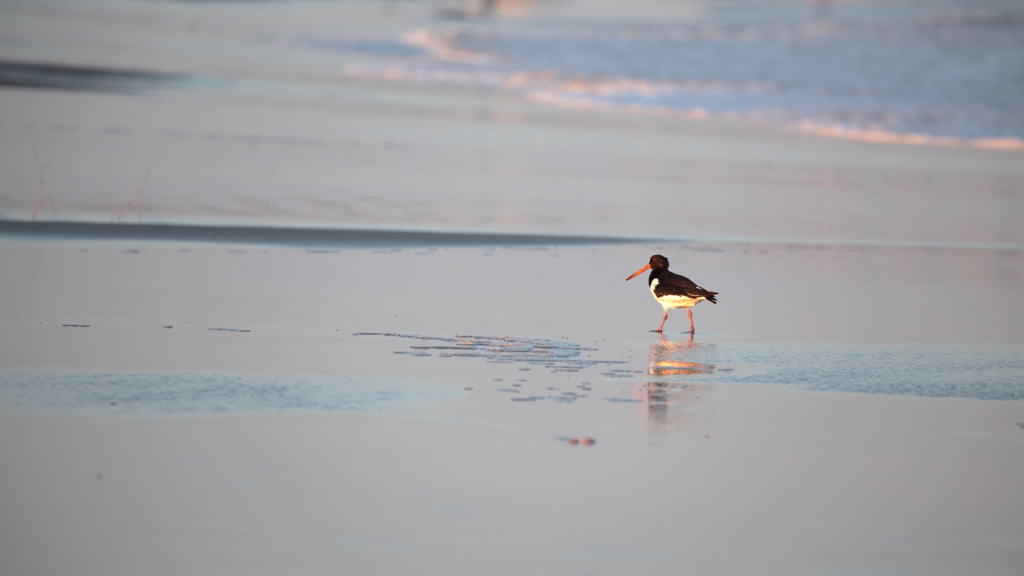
[626,254,718,334]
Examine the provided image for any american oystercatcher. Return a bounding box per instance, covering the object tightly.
[626,254,718,334]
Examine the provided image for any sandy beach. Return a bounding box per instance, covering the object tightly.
[2,1,1023,575]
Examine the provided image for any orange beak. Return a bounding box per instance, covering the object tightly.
[626,263,651,281]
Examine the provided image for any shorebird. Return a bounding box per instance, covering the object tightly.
[626,254,718,334]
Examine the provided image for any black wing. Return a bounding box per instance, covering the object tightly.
[653,271,719,303]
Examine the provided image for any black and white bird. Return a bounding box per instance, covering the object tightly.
[626,254,718,334]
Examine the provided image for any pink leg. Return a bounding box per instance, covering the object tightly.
[652,309,669,333]
[686,308,695,334]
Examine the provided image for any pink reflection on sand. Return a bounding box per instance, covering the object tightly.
[789,121,1024,151]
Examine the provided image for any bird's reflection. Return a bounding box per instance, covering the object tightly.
[646,333,714,434]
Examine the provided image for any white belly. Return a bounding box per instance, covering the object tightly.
[650,278,703,309]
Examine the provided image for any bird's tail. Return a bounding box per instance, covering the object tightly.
[705,291,718,304]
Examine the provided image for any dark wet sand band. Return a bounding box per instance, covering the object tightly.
[0,220,644,249]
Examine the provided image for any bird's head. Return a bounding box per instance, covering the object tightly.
[626,254,669,281]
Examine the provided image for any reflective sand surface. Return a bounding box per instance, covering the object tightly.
[1,242,1022,574]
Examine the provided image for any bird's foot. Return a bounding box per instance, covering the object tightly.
[649,329,663,333]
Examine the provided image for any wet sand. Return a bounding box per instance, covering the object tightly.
[1,240,1022,575]
[2,390,1021,576]
[2,1,1024,574]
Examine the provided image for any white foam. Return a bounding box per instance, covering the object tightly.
[400,29,494,64]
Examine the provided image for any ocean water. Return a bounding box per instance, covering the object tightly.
[299,0,1024,147]
[1,0,1022,243]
